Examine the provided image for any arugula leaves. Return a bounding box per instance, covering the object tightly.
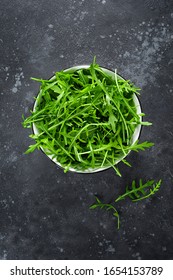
[23,59,153,172]
[90,179,162,229]
[23,58,162,231]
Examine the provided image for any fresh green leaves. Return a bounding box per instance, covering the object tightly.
[90,179,162,229]
[23,58,161,232]
[22,59,153,172]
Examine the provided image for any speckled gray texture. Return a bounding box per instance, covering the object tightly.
[0,0,173,260]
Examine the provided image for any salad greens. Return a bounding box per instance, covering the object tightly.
[23,58,153,173]
[22,58,161,230]
[90,179,162,229]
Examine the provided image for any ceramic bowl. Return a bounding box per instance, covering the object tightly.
[33,65,142,173]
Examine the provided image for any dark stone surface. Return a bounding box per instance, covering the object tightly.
[0,0,173,260]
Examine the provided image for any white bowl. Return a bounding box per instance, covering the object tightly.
[33,65,142,173]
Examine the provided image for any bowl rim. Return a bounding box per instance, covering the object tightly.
[32,65,142,173]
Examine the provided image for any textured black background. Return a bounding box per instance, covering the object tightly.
[0,0,173,260]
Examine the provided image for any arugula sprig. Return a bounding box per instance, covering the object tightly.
[115,179,162,202]
[22,58,153,173]
[90,179,162,229]
[90,197,120,229]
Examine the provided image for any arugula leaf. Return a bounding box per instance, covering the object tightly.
[24,143,40,154]
[125,140,154,152]
[121,158,132,167]
[115,179,162,202]
[90,197,120,229]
